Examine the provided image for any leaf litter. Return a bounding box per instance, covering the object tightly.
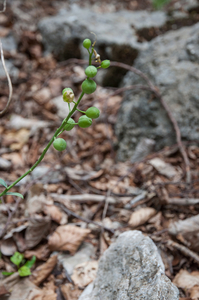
[0,1,199,299]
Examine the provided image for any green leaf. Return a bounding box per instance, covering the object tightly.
[152,0,171,9]
[18,266,31,277]
[2,271,14,276]
[5,192,24,199]
[24,255,36,269]
[10,252,24,267]
[0,178,7,188]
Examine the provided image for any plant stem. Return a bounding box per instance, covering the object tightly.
[89,49,94,65]
[0,91,85,197]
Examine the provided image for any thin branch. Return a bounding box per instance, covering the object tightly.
[167,240,199,265]
[0,39,13,116]
[54,201,114,234]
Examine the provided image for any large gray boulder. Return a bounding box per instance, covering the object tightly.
[38,5,168,86]
[38,5,166,60]
[79,231,179,300]
[116,23,199,161]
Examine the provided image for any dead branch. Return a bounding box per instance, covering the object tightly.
[167,240,199,265]
[110,61,191,184]
[0,39,13,116]
[54,201,114,234]
[50,193,118,204]
[166,198,199,205]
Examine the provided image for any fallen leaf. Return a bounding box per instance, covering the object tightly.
[25,215,51,249]
[4,278,42,300]
[30,255,57,286]
[24,244,50,261]
[128,207,157,228]
[71,261,98,288]
[48,225,90,254]
[1,238,17,256]
[169,215,199,252]
[43,204,68,225]
[0,285,9,296]
[190,286,199,300]
[173,269,199,289]
[61,283,82,300]
[148,158,177,178]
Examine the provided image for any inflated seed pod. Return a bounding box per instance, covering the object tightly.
[86,107,100,119]
[64,118,76,131]
[81,79,96,94]
[53,138,67,151]
[78,115,92,128]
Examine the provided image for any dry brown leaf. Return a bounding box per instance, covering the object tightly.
[173,269,199,289]
[71,261,98,288]
[30,255,57,286]
[148,158,177,178]
[48,225,90,254]
[43,204,68,224]
[0,285,9,296]
[24,244,50,261]
[128,207,157,228]
[25,215,51,249]
[3,278,42,300]
[1,238,17,256]
[61,283,82,300]
[169,215,199,252]
[190,286,199,300]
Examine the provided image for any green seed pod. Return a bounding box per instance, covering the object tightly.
[86,107,100,119]
[63,118,76,131]
[83,39,91,49]
[101,60,110,69]
[78,115,92,128]
[53,138,67,151]
[85,66,98,78]
[62,88,74,103]
[81,79,96,94]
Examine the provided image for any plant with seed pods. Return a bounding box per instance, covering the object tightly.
[0,38,110,199]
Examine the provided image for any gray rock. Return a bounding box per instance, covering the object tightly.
[1,34,17,52]
[79,231,179,300]
[58,242,95,275]
[38,6,167,61]
[0,59,19,79]
[38,5,168,86]
[116,23,199,161]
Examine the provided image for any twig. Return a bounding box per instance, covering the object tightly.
[166,198,199,206]
[50,193,117,204]
[167,240,199,265]
[110,61,191,184]
[54,201,114,234]
[0,39,13,116]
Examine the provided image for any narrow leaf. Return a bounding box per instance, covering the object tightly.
[24,255,36,269]
[0,178,7,188]
[18,266,31,277]
[5,192,24,199]
[2,271,14,276]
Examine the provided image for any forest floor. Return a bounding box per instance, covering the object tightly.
[0,1,199,299]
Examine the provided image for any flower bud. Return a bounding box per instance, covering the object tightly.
[62,88,74,103]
